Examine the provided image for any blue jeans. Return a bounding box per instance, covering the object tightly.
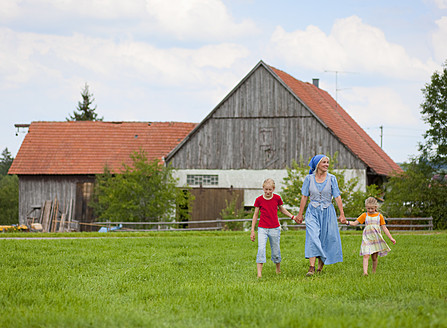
[256,227,281,263]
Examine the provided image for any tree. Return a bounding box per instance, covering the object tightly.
[0,147,18,225]
[419,60,447,166]
[67,83,103,121]
[379,63,447,229]
[0,148,14,176]
[382,159,446,229]
[91,150,192,222]
[0,175,19,225]
[281,153,381,218]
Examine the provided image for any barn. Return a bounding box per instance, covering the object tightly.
[9,60,402,229]
[165,60,402,223]
[8,121,197,227]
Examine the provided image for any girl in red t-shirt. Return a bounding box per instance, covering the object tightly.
[250,178,296,278]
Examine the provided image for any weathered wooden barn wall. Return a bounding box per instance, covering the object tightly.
[18,175,95,225]
[168,64,366,171]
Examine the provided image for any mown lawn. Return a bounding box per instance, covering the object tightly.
[0,230,446,327]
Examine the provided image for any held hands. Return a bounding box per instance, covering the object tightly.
[338,214,347,224]
[293,214,303,224]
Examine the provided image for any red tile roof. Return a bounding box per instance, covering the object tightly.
[269,65,402,176]
[9,121,197,175]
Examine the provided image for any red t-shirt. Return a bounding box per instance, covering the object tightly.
[254,193,283,228]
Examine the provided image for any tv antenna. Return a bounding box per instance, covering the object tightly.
[324,70,357,107]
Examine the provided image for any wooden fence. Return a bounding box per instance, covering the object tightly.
[375,217,433,230]
[92,217,433,232]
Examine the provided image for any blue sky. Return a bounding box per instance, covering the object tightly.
[1,0,446,163]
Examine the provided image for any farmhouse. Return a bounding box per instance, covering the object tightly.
[165,60,402,223]
[9,121,196,227]
[10,60,402,229]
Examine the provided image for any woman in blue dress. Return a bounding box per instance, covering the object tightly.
[295,154,346,276]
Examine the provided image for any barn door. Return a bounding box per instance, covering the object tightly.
[76,182,95,231]
[188,188,243,229]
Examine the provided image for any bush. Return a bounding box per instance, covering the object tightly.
[382,159,447,229]
[281,153,381,217]
[220,195,250,231]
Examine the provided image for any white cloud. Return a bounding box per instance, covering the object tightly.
[0,0,21,20]
[433,0,447,9]
[0,27,250,90]
[1,0,258,41]
[432,16,447,62]
[269,15,435,80]
[144,0,258,41]
[6,0,146,19]
[342,86,419,127]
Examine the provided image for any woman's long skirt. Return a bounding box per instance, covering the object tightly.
[304,204,343,265]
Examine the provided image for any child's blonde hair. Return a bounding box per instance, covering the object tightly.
[263,178,275,188]
[365,197,378,208]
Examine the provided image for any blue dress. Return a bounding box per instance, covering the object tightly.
[302,173,343,265]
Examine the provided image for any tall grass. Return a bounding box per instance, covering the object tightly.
[0,231,446,327]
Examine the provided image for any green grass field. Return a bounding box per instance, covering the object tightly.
[1,230,446,328]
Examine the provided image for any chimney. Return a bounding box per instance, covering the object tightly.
[312,78,319,88]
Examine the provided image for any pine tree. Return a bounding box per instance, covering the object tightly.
[0,148,14,176]
[67,83,103,121]
[0,148,18,224]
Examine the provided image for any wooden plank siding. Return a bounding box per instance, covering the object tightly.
[17,175,95,225]
[168,65,366,171]
[215,66,309,118]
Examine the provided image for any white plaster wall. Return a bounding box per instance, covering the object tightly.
[173,169,367,207]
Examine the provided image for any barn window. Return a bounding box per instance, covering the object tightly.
[187,174,218,186]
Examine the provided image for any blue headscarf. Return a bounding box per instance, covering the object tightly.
[308,154,328,174]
